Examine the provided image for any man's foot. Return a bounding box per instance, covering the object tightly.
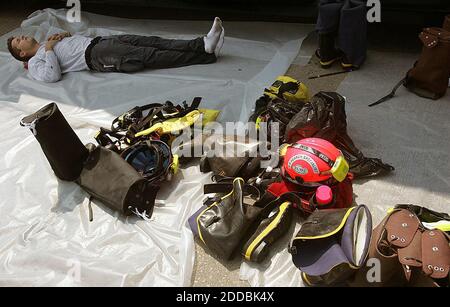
[204,17,223,54]
[214,26,225,57]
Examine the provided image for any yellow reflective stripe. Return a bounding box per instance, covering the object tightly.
[255,117,262,130]
[171,154,179,174]
[135,110,200,137]
[197,178,244,244]
[302,272,312,286]
[341,62,354,68]
[135,123,162,137]
[302,263,358,286]
[244,202,291,261]
[320,58,337,66]
[294,206,356,240]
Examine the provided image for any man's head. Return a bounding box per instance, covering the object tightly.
[7,35,39,62]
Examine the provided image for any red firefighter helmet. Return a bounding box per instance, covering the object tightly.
[281,138,349,184]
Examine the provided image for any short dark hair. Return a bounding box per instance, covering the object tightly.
[7,36,32,62]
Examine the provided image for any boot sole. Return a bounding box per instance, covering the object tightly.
[320,58,338,69]
[316,49,341,69]
[341,62,358,71]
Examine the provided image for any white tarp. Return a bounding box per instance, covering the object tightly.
[0,9,312,286]
[240,49,450,286]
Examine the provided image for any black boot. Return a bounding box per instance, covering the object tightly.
[316,32,342,68]
[241,202,293,262]
[338,0,368,69]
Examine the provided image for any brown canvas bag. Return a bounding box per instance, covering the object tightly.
[370,27,450,106]
[444,15,450,31]
[405,27,450,100]
[352,205,450,287]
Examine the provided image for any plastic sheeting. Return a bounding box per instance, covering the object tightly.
[0,9,312,286]
[240,49,450,286]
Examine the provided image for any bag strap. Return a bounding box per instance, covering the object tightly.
[262,191,306,215]
[368,77,407,107]
[111,102,164,132]
[131,103,172,132]
[203,182,260,199]
[127,97,202,139]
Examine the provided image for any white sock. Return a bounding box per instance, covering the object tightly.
[207,17,222,38]
[204,17,223,54]
[214,26,225,57]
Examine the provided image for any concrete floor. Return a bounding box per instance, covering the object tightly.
[0,7,31,35]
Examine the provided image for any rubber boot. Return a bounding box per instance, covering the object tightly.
[316,0,345,68]
[338,0,368,70]
[242,202,293,262]
[317,32,342,68]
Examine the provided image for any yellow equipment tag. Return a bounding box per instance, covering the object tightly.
[330,155,349,182]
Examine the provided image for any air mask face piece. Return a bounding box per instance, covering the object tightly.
[122,140,173,182]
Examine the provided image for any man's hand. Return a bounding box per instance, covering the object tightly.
[47,32,71,42]
[45,39,60,51]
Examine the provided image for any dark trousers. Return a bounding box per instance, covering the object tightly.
[316,0,367,67]
[88,35,217,73]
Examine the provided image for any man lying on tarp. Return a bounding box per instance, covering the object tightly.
[6,17,225,83]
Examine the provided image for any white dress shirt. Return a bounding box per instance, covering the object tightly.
[28,35,93,82]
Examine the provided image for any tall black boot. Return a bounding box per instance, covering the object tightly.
[338,0,368,70]
[316,0,345,68]
[317,32,342,68]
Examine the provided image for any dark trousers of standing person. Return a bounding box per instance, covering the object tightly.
[85,35,217,73]
[316,0,367,68]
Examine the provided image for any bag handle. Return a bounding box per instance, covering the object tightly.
[204,181,261,200]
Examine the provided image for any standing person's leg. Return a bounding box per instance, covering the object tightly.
[88,36,217,73]
[316,0,345,68]
[338,0,368,69]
